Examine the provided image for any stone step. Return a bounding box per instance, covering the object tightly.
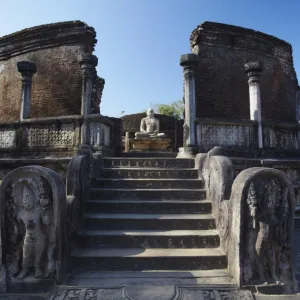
[71,248,227,271]
[0,295,47,300]
[75,229,220,249]
[103,158,195,169]
[92,178,204,189]
[120,152,177,158]
[99,168,198,179]
[86,200,212,214]
[84,213,216,230]
[90,188,206,201]
[67,269,234,286]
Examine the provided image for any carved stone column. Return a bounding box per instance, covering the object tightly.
[17,61,37,120]
[296,87,300,121]
[79,53,98,144]
[245,62,263,149]
[177,53,198,158]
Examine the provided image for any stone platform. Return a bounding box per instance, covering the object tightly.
[131,138,172,151]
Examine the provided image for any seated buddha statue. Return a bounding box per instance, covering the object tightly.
[135,108,166,139]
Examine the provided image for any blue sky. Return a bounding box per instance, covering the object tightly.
[0,0,299,117]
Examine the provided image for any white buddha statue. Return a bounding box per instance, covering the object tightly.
[135,108,165,139]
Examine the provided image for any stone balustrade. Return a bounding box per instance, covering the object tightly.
[196,118,258,151]
[262,121,300,150]
[195,118,300,153]
[0,114,115,156]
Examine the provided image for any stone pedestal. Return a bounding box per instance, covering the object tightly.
[131,139,171,151]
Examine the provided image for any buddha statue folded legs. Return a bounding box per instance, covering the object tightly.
[135,108,166,139]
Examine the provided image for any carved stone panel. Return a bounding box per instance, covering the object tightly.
[0,129,16,148]
[0,166,67,291]
[228,167,298,293]
[263,126,298,150]
[28,123,74,147]
[201,124,254,149]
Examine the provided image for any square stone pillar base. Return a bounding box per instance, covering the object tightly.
[177,146,198,158]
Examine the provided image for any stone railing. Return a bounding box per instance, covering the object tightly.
[0,116,81,153]
[196,118,257,151]
[0,114,118,156]
[195,118,300,153]
[262,121,300,150]
[23,115,81,150]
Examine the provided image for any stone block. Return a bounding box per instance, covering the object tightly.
[131,138,171,151]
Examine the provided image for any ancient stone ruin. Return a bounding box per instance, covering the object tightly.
[0,20,299,299]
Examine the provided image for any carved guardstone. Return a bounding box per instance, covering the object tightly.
[0,166,67,292]
[227,167,298,294]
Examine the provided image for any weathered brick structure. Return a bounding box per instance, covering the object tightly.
[0,21,99,122]
[0,20,299,299]
[190,22,298,122]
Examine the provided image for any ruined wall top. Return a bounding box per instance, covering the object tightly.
[0,21,99,121]
[0,21,96,60]
[189,21,298,122]
[190,21,292,60]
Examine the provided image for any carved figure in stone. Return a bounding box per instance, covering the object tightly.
[243,179,292,286]
[135,108,165,139]
[38,177,56,277]
[16,182,46,279]
[0,166,67,289]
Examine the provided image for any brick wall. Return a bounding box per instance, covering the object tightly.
[0,21,96,122]
[190,22,299,122]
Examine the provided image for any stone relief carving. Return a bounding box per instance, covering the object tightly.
[105,159,194,169]
[227,167,298,293]
[263,126,297,150]
[28,123,74,147]
[243,179,292,287]
[201,124,253,149]
[0,166,67,291]
[0,129,16,148]
[50,286,254,300]
[5,177,55,279]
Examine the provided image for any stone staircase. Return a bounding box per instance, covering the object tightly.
[69,153,230,285]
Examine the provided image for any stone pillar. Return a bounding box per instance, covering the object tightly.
[79,53,98,144]
[177,53,198,158]
[17,61,37,120]
[296,87,300,121]
[245,61,263,149]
